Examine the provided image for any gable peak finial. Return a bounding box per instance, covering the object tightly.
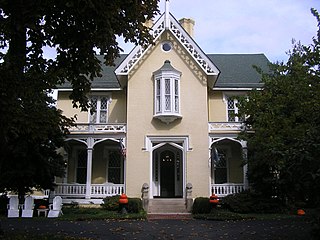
[165,0,170,29]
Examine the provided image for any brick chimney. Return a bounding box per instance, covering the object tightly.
[179,18,195,37]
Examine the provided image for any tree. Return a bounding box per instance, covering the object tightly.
[238,8,320,206]
[0,0,159,199]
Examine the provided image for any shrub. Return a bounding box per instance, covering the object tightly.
[192,197,211,214]
[127,198,143,213]
[311,209,320,240]
[221,190,285,213]
[101,195,120,211]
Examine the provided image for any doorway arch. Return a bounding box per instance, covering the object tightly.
[152,143,183,198]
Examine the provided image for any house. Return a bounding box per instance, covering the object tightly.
[54,1,269,211]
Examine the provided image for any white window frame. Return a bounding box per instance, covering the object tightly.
[73,147,87,184]
[153,72,181,123]
[104,147,124,184]
[223,92,245,122]
[155,75,180,115]
[88,95,112,124]
[211,145,231,184]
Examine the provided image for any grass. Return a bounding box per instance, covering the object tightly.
[0,207,146,239]
[0,205,147,221]
[193,208,300,221]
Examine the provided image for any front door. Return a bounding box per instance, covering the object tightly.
[160,150,175,197]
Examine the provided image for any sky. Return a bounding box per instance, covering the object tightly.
[119,0,320,63]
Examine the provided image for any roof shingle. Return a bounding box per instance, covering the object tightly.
[58,53,269,90]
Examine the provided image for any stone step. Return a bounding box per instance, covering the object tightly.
[147,213,192,220]
[148,199,189,214]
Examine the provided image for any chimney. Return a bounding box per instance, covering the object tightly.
[143,19,154,29]
[179,18,195,37]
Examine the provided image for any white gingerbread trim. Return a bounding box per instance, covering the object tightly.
[115,12,220,78]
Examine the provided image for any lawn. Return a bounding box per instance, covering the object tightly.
[193,208,301,221]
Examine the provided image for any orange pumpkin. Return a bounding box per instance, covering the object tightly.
[209,194,219,204]
[297,209,305,216]
[38,205,47,209]
[119,193,128,204]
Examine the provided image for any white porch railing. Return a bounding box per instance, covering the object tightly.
[211,183,245,197]
[90,184,124,197]
[54,183,124,198]
[68,123,126,133]
[208,122,243,132]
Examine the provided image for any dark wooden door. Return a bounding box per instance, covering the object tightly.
[160,150,175,197]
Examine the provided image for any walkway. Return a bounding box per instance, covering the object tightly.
[1,216,313,239]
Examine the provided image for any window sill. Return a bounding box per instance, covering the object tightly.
[153,113,182,124]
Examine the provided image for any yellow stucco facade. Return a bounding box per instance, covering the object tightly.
[53,6,268,205]
[125,32,211,198]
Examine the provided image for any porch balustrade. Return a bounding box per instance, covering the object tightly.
[68,123,126,133]
[54,183,124,198]
[208,122,243,132]
[211,183,245,197]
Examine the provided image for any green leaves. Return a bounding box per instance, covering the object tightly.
[0,0,159,196]
[239,8,320,206]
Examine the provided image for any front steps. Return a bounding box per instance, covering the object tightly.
[148,198,189,214]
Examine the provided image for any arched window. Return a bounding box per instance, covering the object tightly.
[153,60,182,124]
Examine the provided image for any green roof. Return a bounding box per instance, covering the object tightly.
[58,53,269,90]
[58,55,126,89]
[208,54,269,88]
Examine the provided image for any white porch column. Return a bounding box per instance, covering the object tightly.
[241,140,249,189]
[121,137,126,194]
[85,138,94,199]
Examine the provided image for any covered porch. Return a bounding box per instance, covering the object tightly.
[54,124,126,203]
[209,135,248,197]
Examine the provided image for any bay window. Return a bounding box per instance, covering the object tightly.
[153,60,182,124]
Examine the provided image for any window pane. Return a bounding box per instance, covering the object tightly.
[174,79,179,112]
[165,79,170,94]
[77,150,87,184]
[156,79,161,113]
[90,112,97,123]
[100,111,107,123]
[108,150,122,184]
[227,98,234,109]
[156,79,161,95]
[99,97,108,123]
[90,97,98,123]
[174,79,178,95]
[156,96,161,113]
[165,79,171,111]
[175,96,179,112]
[91,97,98,108]
[214,150,227,184]
[227,98,236,122]
[228,110,235,122]
[100,97,108,110]
[165,96,171,111]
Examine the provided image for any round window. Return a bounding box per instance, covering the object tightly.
[162,42,172,52]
